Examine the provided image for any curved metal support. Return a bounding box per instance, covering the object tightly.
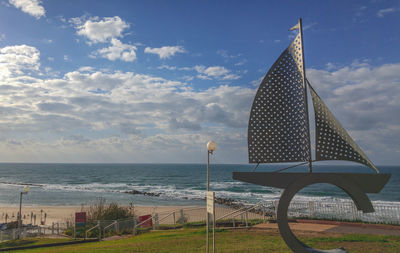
[277,173,373,253]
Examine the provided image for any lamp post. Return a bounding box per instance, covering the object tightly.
[207,141,216,191]
[18,186,30,239]
[206,140,216,253]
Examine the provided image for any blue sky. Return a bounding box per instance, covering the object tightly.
[0,0,399,165]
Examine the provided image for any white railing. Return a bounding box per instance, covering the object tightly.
[3,201,398,241]
[92,201,400,239]
[284,200,400,225]
[0,222,67,242]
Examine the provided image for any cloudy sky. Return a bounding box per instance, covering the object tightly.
[0,0,399,164]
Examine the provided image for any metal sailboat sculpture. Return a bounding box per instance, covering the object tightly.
[233,19,390,253]
[233,19,390,189]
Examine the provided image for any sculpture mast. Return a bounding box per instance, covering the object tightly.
[298,18,313,172]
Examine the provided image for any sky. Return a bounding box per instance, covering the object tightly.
[0,0,399,165]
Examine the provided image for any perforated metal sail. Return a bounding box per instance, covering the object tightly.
[248,34,310,164]
[288,34,304,78]
[308,81,379,173]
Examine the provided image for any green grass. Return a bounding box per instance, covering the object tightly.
[0,237,77,249]
[7,228,400,253]
[307,234,389,243]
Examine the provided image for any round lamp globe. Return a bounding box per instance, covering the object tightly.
[207,141,217,151]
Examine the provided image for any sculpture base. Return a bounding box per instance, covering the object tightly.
[232,172,390,253]
[306,248,348,253]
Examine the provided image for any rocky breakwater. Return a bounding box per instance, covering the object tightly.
[123,189,272,217]
[124,189,161,197]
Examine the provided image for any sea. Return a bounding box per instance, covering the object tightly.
[0,163,399,207]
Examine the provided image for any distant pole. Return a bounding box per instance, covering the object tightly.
[206,148,210,253]
[18,187,30,239]
[18,192,22,239]
[213,206,215,253]
[207,150,210,192]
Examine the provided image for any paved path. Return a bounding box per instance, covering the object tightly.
[253,221,400,236]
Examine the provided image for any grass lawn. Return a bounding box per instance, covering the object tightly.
[0,237,77,249]
[11,228,400,253]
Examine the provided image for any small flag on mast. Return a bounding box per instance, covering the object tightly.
[289,22,300,31]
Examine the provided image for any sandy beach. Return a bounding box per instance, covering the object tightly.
[0,205,205,227]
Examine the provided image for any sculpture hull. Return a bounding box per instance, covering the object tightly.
[232,172,391,193]
[233,172,391,252]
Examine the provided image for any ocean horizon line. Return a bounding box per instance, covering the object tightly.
[0,162,397,167]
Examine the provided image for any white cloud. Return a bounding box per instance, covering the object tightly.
[307,63,400,163]
[325,62,337,71]
[181,75,194,82]
[9,0,45,19]
[0,44,399,164]
[73,16,129,43]
[377,8,398,18]
[217,50,246,66]
[157,64,177,70]
[144,46,185,59]
[0,44,254,162]
[93,38,137,62]
[234,59,247,66]
[351,59,370,68]
[194,65,241,80]
[221,73,241,80]
[197,74,211,80]
[250,76,263,87]
[157,64,242,81]
[217,50,228,58]
[195,65,228,77]
[0,44,40,79]
[303,22,317,30]
[78,66,95,72]
[217,50,242,59]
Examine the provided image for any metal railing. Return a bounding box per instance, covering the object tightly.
[85,221,101,240]
[215,202,266,228]
[86,200,400,239]
[285,200,400,225]
[5,200,396,241]
[0,222,67,241]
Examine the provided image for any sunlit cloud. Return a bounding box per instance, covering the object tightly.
[72,16,130,44]
[92,38,137,62]
[144,46,185,59]
[377,8,398,18]
[0,41,399,164]
[9,0,45,19]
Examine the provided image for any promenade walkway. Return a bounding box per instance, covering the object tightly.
[253,220,400,236]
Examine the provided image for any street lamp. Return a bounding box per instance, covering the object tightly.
[206,140,216,191]
[18,186,30,239]
[206,140,216,253]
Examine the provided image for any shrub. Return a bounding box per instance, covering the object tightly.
[7,221,18,229]
[65,199,136,238]
[82,198,135,221]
